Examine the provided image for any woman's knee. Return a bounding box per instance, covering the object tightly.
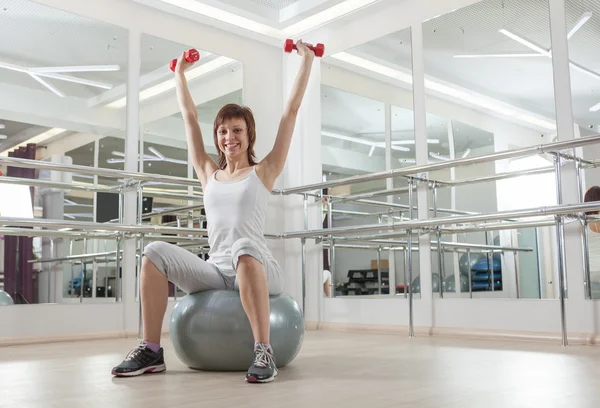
[142,241,172,277]
[231,238,264,269]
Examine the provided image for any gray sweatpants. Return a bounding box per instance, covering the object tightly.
[143,239,284,295]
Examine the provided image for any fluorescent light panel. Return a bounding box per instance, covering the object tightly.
[322,131,410,152]
[31,65,120,73]
[453,53,546,58]
[158,0,379,40]
[330,52,556,130]
[498,29,550,56]
[28,73,65,98]
[159,0,281,37]
[282,0,380,36]
[105,56,234,109]
[568,11,592,39]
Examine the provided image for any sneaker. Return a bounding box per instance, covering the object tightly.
[111,343,166,377]
[246,343,277,383]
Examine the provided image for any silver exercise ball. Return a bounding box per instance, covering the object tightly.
[170,290,304,371]
[0,290,14,305]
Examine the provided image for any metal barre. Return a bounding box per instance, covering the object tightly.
[0,217,207,236]
[0,176,112,192]
[0,156,204,187]
[280,201,600,239]
[281,133,600,194]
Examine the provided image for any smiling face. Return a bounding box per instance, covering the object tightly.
[217,117,248,160]
[213,104,257,169]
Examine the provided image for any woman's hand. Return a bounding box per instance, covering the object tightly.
[295,40,315,62]
[175,52,195,74]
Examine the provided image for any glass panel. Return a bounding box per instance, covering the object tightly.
[0,0,128,304]
[422,0,558,299]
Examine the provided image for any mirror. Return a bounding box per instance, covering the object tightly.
[320,27,417,297]
[422,0,558,299]
[0,0,129,304]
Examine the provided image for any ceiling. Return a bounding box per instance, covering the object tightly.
[0,0,229,105]
[349,0,600,127]
[0,0,129,98]
[223,0,302,10]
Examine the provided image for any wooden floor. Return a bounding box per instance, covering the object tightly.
[2,330,600,408]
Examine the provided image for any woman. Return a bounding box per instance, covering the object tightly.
[112,41,315,383]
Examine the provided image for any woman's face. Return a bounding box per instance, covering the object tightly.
[217,117,248,161]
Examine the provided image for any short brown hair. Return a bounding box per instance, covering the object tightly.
[213,104,257,169]
[584,186,600,215]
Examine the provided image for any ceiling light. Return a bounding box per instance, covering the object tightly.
[590,102,600,112]
[567,11,592,39]
[392,139,440,145]
[330,52,556,131]
[0,128,67,156]
[281,0,380,37]
[0,60,114,93]
[31,65,120,73]
[322,131,410,152]
[0,124,5,130]
[0,135,6,140]
[35,72,113,89]
[332,52,413,82]
[453,53,546,59]
[158,0,281,38]
[498,29,550,56]
[498,28,600,81]
[105,56,234,109]
[28,73,65,98]
[157,0,380,41]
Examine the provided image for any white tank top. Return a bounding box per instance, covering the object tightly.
[203,166,272,272]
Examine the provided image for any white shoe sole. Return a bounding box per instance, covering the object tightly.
[112,363,166,377]
[246,368,278,383]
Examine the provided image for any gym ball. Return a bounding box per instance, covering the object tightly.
[0,290,14,305]
[458,252,484,275]
[170,289,304,371]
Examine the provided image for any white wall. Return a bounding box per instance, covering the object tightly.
[2,0,599,346]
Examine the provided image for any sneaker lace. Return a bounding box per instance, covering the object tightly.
[125,343,147,361]
[253,344,273,368]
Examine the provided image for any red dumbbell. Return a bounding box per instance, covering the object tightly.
[284,39,325,57]
[170,49,200,72]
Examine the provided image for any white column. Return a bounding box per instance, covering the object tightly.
[385,103,396,295]
[411,22,433,329]
[123,29,141,334]
[548,0,586,337]
[280,54,322,324]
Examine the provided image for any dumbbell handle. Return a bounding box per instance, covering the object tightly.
[170,49,200,72]
[284,39,325,57]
